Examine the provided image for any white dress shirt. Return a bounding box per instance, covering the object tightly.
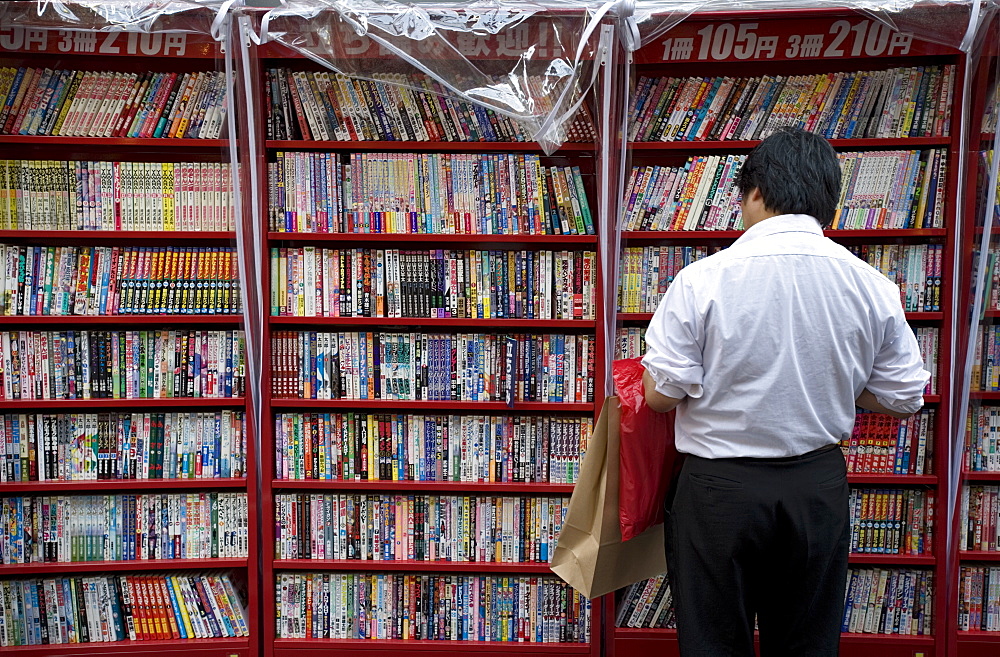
[641,213,931,459]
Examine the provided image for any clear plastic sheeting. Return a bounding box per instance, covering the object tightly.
[951,1,1000,625]
[0,0,229,36]
[245,0,617,152]
[0,0,263,474]
[628,0,982,53]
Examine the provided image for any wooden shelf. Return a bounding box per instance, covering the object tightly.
[623,230,742,240]
[613,628,675,638]
[838,633,934,645]
[271,480,575,494]
[848,554,935,566]
[846,474,938,485]
[970,392,1000,400]
[622,229,947,240]
[0,314,243,325]
[273,639,592,654]
[962,470,1000,481]
[270,317,596,328]
[0,558,248,575]
[269,400,594,412]
[0,136,228,148]
[0,398,247,409]
[267,232,597,245]
[0,478,246,493]
[618,312,942,323]
[0,637,251,656]
[265,140,595,152]
[959,551,1000,561]
[274,559,555,573]
[0,230,236,243]
[629,137,952,150]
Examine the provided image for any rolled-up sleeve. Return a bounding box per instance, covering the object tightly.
[641,271,705,400]
[867,311,931,415]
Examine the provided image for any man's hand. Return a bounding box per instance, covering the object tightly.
[855,388,916,419]
[643,369,684,413]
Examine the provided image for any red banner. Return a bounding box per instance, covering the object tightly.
[0,26,218,58]
[636,16,957,64]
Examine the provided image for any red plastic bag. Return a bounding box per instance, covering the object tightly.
[613,357,681,541]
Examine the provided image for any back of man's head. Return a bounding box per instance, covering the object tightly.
[735,127,842,228]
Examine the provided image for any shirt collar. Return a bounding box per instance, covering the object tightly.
[733,214,824,247]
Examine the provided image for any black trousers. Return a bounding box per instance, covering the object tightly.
[664,444,850,657]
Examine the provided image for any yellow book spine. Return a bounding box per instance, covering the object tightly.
[169,575,196,638]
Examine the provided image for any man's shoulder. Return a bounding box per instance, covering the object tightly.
[685,235,898,288]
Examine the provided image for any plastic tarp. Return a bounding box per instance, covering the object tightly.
[951,2,1000,633]
[0,0,230,36]
[242,0,621,154]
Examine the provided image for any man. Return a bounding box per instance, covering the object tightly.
[641,126,930,656]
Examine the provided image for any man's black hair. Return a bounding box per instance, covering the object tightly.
[735,126,842,228]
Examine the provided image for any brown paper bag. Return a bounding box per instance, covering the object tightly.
[550,396,667,600]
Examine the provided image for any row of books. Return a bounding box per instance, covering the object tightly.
[628,65,956,142]
[271,331,595,403]
[265,69,594,143]
[275,413,588,485]
[0,573,248,646]
[985,91,998,133]
[615,568,934,636]
[621,156,745,231]
[270,151,595,236]
[620,149,946,232]
[615,574,674,629]
[847,244,943,313]
[972,324,1000,392]
[0,160,236,232]
[848,488,934,556]
[912,327,940,395]
[618,245,721,313]
[273,493,567,564]
[0,68,227,139]
[965,406,1000,472]
[271,247,596,320]
[274,572,590,642]
[0,330,246,401]
[980,246,1000,312]
[842,567,933,636]
[835,149,946,230]
[0,245,240,317]
[841,409,934,476]
[959,566,1000,632]
[0,411,246,483]
[615,326,646,360]
[1,492,248,564]
[960,485,1000,552]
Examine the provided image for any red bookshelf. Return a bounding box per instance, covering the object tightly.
[241,7,608,657]
[611,9,961,657]
[0,6,257,655]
